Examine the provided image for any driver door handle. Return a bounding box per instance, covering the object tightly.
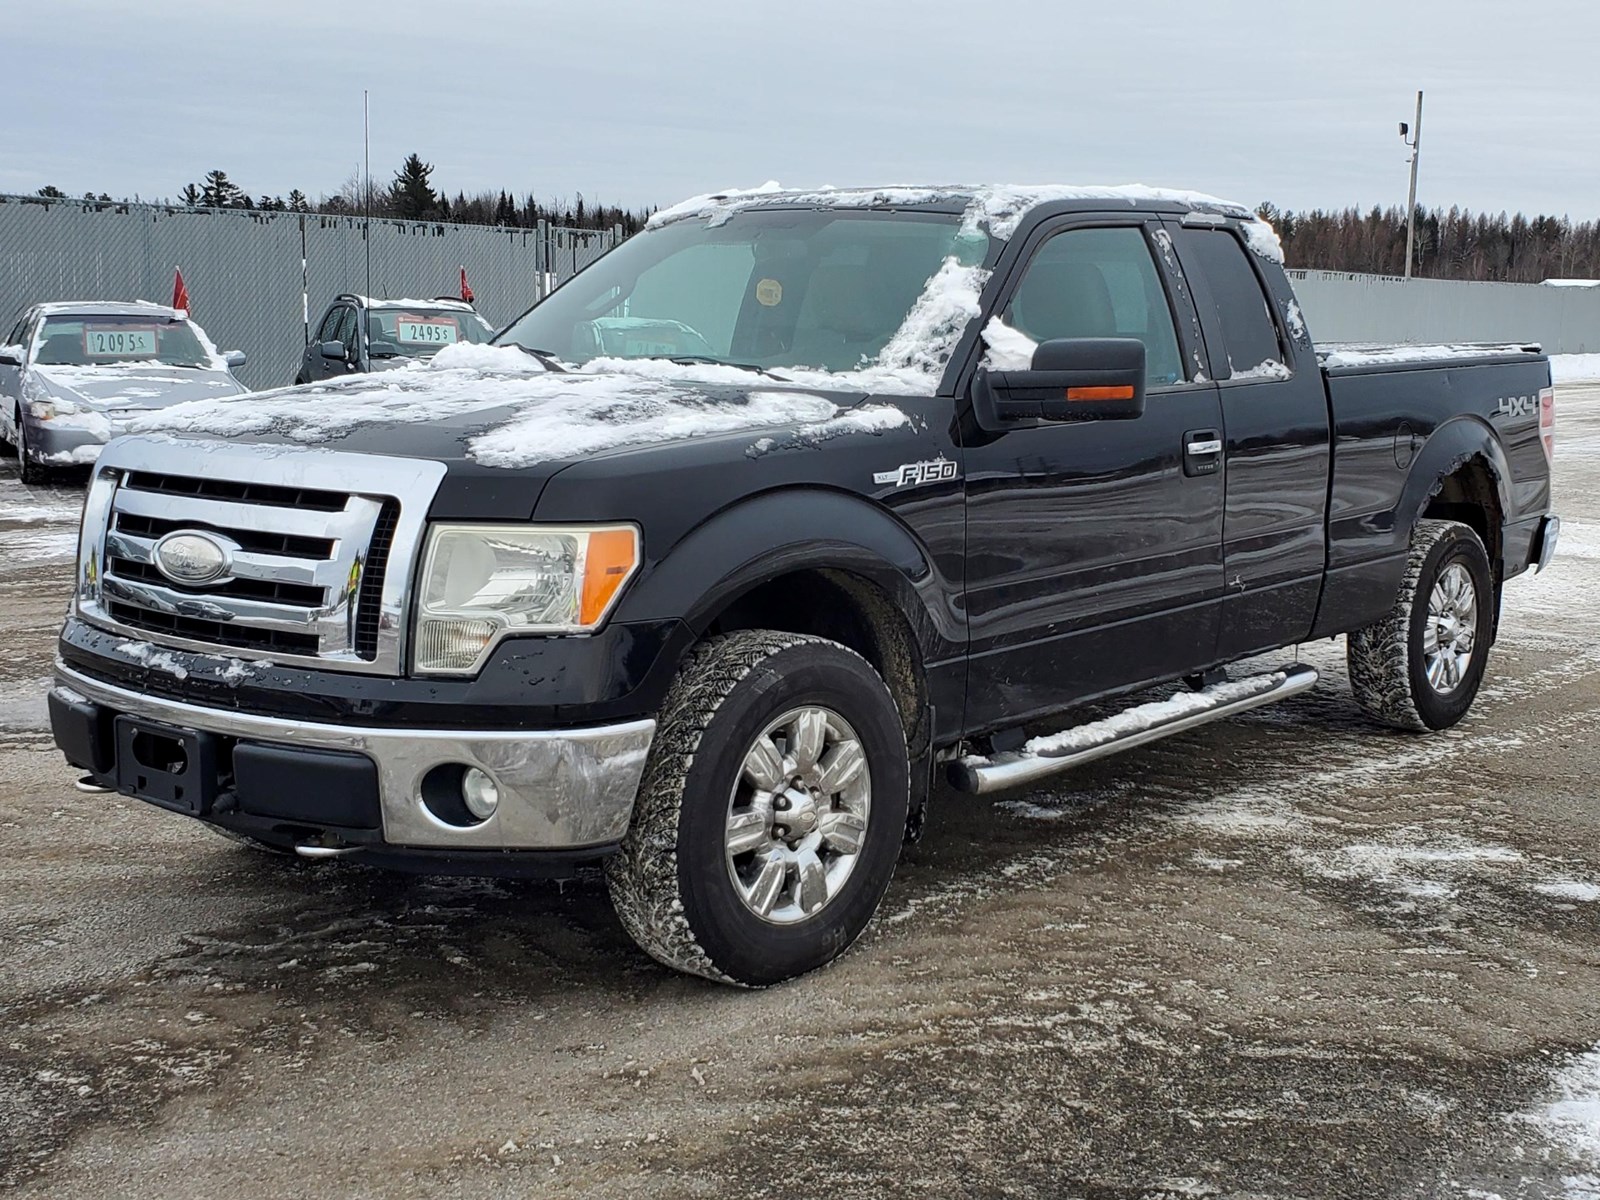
[1183,429,1223,477]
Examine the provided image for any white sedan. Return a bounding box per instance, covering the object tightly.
[0,301,249,483]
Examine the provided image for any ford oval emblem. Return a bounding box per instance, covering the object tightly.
[152,530,234,587]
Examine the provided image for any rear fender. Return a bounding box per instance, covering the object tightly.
[1311,416,1514,641]
[1398,415,1514,538]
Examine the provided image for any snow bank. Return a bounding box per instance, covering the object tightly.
[1552,354,1600,384]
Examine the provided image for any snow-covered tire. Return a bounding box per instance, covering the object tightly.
[605,630,909,987]
[1347,518,1494,732]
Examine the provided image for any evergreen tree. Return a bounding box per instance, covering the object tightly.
[287,189,309,213]
[36,185,65,199]
[200,169,244,208]
[390,153,439,219]
[493,190,516,227]
[179,182,202,206]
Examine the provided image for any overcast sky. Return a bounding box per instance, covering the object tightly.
[6,0,1598,219]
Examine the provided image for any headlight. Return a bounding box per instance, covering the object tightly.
[413,524,640,675]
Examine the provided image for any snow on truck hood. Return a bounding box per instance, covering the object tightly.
[130,343,912,469]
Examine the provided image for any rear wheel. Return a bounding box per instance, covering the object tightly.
[1347,518,1494,731]
[606,631,908,986]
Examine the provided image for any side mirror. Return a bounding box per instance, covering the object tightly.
[974,338,1147,431]
[318,340,346,360]
[0,346,22,368]
[223,349,247,369]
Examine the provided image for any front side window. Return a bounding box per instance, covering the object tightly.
[315,307,344,342]
[497,209,988,377]
[1002,226,1185,387]
[333,307,358,353]
[1178,229,1287,380]
[33,314,211,368]
[366,306,494,359]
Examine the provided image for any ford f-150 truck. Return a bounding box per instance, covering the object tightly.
[48,184,1559,986]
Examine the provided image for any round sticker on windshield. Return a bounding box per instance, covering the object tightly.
[755,278,783,307]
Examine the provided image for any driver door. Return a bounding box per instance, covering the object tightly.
[961,218,1227,732]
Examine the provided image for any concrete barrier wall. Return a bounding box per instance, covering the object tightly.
[1287,270,1600,354]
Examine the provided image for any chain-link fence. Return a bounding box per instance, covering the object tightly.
[0,194,623,389]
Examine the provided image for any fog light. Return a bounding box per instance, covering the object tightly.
[461,767,500,820]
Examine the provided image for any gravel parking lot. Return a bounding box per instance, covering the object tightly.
[2,389,1598,1199]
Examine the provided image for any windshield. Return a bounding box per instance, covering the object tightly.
[495,210,986,374]
[34,314,213,368]
[367,307,494,359]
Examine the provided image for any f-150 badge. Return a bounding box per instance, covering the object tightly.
[874,458,960,488]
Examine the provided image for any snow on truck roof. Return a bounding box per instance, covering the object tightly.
[646,181,1280,258]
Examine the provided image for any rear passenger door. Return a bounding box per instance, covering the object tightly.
[1169,220,1330,659]
[961,218,1227,732]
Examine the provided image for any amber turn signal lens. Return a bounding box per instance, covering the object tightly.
[581,528,640,626]
[1065,385,1135,401]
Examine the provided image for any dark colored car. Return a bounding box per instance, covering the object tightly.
[293,294,494,384]
[51,185,1558,987]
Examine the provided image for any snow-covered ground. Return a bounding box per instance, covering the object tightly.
[1553,354,1600,384]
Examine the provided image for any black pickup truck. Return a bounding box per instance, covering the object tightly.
[49,184,1559,986]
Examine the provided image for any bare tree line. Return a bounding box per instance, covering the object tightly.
[1260,202,1600,282]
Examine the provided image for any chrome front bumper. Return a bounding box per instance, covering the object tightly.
[54,665,655,851]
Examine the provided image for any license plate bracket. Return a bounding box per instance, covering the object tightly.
[113,715,218,816]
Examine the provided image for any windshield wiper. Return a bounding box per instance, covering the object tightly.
[503,344,567,372]
[646,354,791,381]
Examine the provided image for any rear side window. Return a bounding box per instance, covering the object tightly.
[1180,229,1286,380]
[1004,226,1185,387]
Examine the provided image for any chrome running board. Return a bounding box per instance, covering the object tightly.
[948,665,1319,796]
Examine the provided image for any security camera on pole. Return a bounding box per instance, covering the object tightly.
[1399,91,1423,280]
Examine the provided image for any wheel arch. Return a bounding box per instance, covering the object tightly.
[615,487,950,769]
[1401,417,1513,565]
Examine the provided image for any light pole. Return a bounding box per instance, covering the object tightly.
[1399,90,1423,279]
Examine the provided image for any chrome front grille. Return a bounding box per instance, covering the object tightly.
[77,437,447,676]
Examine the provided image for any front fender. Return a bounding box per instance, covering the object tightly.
[616,487,960,659]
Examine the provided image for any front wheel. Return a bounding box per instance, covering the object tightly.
[606,631,909,986]
[14,418,44,485]
[1347,518,1494,731]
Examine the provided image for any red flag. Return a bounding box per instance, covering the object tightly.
[459,266,474,304]
[172,268,190,313]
